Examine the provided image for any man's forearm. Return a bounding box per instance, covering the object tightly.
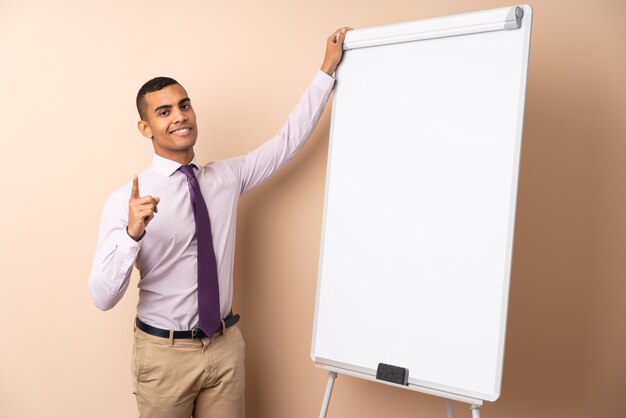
[88,196,140,310]
[234,70,335,194]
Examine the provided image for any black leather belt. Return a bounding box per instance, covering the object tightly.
[135,312,240,340]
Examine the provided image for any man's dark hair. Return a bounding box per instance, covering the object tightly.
[136,76,180,121]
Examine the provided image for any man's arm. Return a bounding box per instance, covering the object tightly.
[88,177,159,310]
[232,27,353,194]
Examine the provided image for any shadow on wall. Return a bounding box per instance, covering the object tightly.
[500,31,626,418]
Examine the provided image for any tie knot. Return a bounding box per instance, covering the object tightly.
[178,164,196,179]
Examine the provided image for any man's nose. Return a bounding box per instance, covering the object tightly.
[173,108,188,123]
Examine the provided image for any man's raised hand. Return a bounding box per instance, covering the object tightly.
[127,175,160,241]
[320,26,353,76]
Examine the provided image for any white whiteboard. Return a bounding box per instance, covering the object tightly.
[312,5,532,403]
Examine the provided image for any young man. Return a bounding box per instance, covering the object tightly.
[88,27,352,418]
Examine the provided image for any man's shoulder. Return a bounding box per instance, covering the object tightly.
[199,159,239,177]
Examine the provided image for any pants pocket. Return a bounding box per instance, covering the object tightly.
[132,333,150,384]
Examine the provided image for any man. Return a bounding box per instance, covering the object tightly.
[88,27,352,418]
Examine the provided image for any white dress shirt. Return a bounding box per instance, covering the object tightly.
[88,70,334,330]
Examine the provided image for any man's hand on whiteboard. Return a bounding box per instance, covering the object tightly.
[321,26,353,77]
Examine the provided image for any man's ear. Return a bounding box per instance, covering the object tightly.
[138,120,153,139]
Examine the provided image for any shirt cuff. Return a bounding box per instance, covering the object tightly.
[313,70,336,91]
[120,227,143,251]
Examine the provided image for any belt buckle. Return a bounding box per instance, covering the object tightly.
[191,327,199,340]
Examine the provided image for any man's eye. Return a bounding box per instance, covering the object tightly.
[181,104,190,110]
[159,111,169,116]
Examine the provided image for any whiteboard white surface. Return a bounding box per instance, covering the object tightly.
[311,5,532,403]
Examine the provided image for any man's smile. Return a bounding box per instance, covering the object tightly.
[170,127,192,136]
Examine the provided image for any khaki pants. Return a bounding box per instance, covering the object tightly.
[132,324,246,418]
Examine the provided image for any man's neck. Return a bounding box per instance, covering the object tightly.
[154,149,195,165]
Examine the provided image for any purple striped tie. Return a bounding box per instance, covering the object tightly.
[178,164,221,335]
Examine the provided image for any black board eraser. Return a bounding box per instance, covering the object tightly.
[376,363,409,386]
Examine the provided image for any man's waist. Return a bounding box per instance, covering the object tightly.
[136,312,240,340]
[136,291,233,331]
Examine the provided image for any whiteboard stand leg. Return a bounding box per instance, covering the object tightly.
[319,371,338,418]
[447,400,454,418]
[470,404,481,418]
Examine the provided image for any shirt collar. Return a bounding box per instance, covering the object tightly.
[151,154,201,177]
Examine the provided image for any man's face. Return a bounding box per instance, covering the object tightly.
[138,83,198,159]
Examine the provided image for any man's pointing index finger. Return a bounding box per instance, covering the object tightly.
[131,175,140,199]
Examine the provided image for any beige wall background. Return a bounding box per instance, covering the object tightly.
[1,0,624,417]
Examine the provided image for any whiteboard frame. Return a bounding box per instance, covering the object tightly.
[311,4,533,405]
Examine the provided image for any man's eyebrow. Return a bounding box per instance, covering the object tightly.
[154,104,172,114]
[153,98,190,114]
